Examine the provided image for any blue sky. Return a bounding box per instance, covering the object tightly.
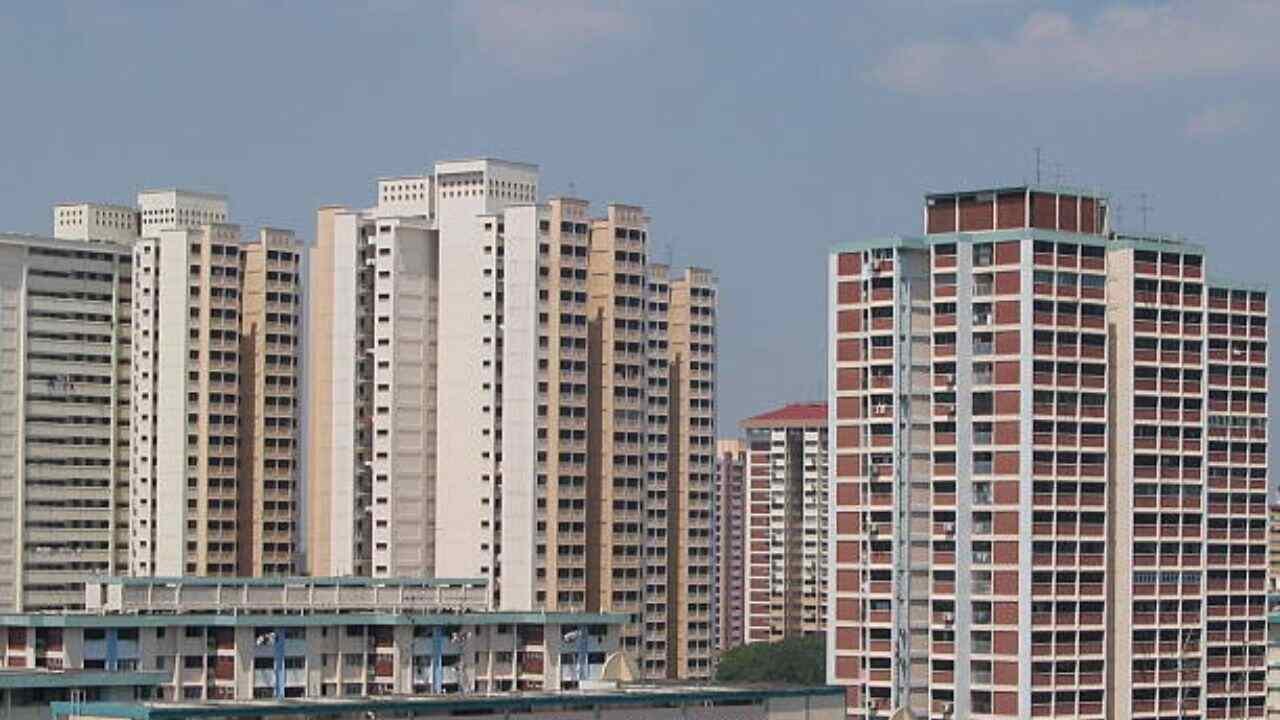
[2,0,1278,432]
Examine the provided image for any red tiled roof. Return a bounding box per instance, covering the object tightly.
[740,402,828,428]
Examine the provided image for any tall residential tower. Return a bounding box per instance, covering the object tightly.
[741,402,830,644]
[827,185,1267,719]
[129,191,302,578]
[306,159,718,679]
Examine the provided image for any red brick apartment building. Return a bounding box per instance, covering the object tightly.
[827,185,1268,719]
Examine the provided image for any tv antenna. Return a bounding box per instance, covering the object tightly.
[1137,192,1153,232]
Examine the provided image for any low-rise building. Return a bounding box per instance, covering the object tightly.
[51,685,845,720]
[0,577,626,702]
[0,668,166,720]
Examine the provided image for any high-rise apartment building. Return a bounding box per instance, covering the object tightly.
[306,159,717,679]
[237,229,304,576]
[308,186,439,580]
[0,231,133,611]
[130,190,302,578]
[665,267,719,677]
[500,198,592,614]
[827,184,1268,719]
[716,438,747,651]
[587,204,652,662]
[741,402,830,644]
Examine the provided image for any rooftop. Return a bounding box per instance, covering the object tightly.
[741,402,828,429]
[0,611,628,629]
[51,684,842,719]
[925,183,1110,201]
[434,157,539,171]
[0,669,168,690]
[137,189,229,201]
[91,576,485,588]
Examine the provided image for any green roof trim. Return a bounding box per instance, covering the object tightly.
[0,611,628,629]
[90,576,487,588]
[1206,275,1269,293]
[829,235,927,254]
[828,228,1245,258]
[51,685,843,719]
[1108,233,1205,254]
[0,669,168,690]
[831,228,1119,255]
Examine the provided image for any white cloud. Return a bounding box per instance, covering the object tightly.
[452,0,631,75]
[873,0,1280,95]
[1184,101,1256,138]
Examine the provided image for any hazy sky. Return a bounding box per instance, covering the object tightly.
[2,0,1278,433]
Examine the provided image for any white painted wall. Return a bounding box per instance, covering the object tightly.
[498,204,541,609]
[433,159,538,590]
[151,229,193,575]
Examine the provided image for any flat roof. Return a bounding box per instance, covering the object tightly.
[434,157,539,171]
[925,183,1110,200]
[0,611,628,629]
[0,232,133,254]
[0,669,167,690]
[137,189,229,201]
[92,576,486,588]
[51,685,842,719]
[53,202,136,211]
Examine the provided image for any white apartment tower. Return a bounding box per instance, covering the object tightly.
[307,160,717,679]
[433,159,539,591]
[308,183,439,578]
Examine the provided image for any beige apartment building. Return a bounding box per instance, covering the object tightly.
[129,191,302,578]
[827,183,1268,719]
[306,159,718,680]
[499,198,593,614]
[0,191,301,610]
[586,204,651,663]
[716,438,747,651]
[666,267,719,677]
[237,230,303,576]
[0,229,133,611]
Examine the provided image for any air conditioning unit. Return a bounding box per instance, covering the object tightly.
[943,613,954,626]
[942,702,954,716]
[943,523,956,536]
